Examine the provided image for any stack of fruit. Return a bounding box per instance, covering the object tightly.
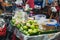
[11,19,41,36]
[20,20,40,36]
[11,16,58,36]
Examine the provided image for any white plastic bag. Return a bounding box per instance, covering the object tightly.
[24,4,30,11]
[51,7,57,12]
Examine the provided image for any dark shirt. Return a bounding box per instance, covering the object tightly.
[58,0,60,6]
[0,2,3,10]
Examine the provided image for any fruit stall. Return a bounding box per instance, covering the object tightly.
[10,10,60,40]
[0,0,60,40]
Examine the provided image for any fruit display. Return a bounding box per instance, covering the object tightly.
[11,12,58,36]
[11,17,58,36]
[21,20,40,36]
[11,18,40,36]
[11,11,41,36]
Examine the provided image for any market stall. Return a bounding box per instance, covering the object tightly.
[10,9,59,40]
[0,0,60,40]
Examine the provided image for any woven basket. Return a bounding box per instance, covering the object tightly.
[42,25,55,31]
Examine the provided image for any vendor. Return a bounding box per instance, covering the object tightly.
[55,0,60,22]
[42,3,51,18]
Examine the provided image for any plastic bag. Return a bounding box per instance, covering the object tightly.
[51,7,57,12]
[24,4,30,11]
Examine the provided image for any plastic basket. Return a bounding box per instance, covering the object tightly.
[14,28,59,40]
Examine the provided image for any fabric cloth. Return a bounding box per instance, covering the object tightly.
[34,0,43,7]
[51,7,57,12]
[27,0,34,9]
[55,6,60,12]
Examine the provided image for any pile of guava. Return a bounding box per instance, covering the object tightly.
[11,19,41,36]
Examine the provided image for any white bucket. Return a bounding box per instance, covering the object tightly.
[34,14,46,20]
[44,19,57,26]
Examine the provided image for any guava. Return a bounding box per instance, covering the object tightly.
[27,20,34,25]
[11,19,15,24]
[26,23,31,26]
[20,27,23,31]
[23,30,30,35]
[23,26,28,30]
[34,20,37,23]
[33,29,38,33]
[28,29,33,34]
[30,25,35,29]
[16,24,21,29]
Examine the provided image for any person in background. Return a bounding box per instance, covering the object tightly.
[22,0,35,16]
[27,0,34,9]
[42,3,51,18]
[4,0,14,13]
[0,0,5,13]
[53,0,59,22]
[57,0,60,23]
[57,0,60,15]
[51,2,57,17]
